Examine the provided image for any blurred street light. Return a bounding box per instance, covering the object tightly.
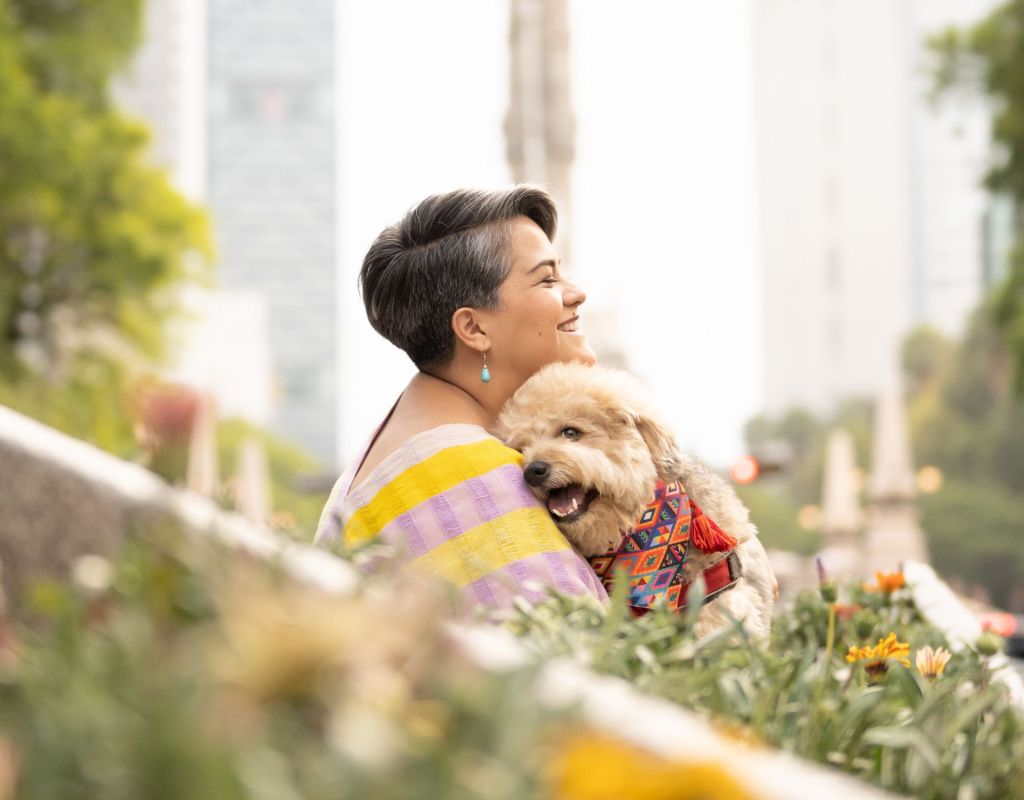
[798,505,823,531]
[916,465,944,494]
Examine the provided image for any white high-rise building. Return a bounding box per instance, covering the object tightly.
[205,0,337,466]
[753,0,1002,416]
[116,0,336,466]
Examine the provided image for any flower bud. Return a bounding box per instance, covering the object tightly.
[852,609,878,640]
[975,631,1004,657]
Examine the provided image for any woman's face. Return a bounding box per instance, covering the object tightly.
[479,216,596,387]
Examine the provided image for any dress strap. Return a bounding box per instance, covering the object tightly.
[336,394,402,501]
[314,396,402,548]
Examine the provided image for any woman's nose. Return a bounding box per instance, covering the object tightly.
[563,278,587,307]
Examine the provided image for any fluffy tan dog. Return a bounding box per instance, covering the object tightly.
[495,362,776,638]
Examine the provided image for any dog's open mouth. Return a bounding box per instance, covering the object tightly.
[545,484,599,524]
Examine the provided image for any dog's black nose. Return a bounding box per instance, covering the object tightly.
[524,461,550,487]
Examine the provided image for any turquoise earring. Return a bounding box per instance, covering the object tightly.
[480,351,491,383]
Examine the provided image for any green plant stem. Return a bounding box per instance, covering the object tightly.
[825,602,837,665]
[808,602,839,752]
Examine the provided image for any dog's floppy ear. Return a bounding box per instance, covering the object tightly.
[633,409,683,482]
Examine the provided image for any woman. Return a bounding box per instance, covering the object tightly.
[315,185,608,610]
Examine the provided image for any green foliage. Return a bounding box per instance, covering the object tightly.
[216,418,331,541]
[511,584,1024,799]
[8,0,144,105]
[920,480,1024,608]
[0,532,568,800]
[930,1,1024,391]
[902,325,955,397]
[0,0,212,383]
[902,313,1024,605]
[733,484,819,555]
[0,349,138,457]
[2,528,1022,799]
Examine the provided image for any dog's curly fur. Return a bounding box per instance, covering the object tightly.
[495,362,777,638]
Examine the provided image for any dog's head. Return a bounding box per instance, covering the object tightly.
[494,362,683,555]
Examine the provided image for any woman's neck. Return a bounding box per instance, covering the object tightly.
[408,370,500,428]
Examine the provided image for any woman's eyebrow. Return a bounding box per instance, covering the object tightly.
[527,258,559,274]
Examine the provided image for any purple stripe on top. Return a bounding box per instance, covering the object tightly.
[462,551,607,611]
[375,464,526,557]
[542,550,578,596]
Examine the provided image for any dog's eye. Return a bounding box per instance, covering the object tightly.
[560,427,582,440]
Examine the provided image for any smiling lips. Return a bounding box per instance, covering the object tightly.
[557,315,580,333]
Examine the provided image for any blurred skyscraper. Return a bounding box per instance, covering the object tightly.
[205,0,337,467]
[506,0,628,369]
[119,0,338,466]
[753,0,1004,416]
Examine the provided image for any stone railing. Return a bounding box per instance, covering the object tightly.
[0,404,354,612]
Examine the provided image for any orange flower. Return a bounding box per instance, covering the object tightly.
[866,571,906,594]
[846,632,911,683]
[833,603,862,621]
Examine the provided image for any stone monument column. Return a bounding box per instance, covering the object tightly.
[816,428,864,579]
[863,386,929,574]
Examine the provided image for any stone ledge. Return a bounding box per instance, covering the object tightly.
[0,403,356,611]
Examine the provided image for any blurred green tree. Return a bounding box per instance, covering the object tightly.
[930,1,1024,391]
[0,0,212,452]
[742,315,1024,606]
[895,316,1024,606]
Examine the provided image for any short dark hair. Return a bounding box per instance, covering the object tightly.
[359,185,558,368]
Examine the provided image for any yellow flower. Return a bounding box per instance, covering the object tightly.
[866,570,906,594]
[846,632,911,683]
[915,645,952,681]
[546,731,757,800]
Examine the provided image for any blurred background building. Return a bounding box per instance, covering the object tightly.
[753,0,1004,416]
[112,0,1008,474]
[8,0,1023,607]
[506,0,628,369]
[117,0,337,467]
[205,0,337,467]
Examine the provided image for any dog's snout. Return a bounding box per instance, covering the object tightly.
[524,461,550,487]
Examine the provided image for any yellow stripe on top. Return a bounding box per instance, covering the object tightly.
[412,506,569,587]
[344,437,524,545]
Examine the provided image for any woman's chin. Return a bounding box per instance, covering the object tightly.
[567,339,598,365]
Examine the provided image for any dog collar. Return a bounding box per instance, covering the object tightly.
[587,479,741,615]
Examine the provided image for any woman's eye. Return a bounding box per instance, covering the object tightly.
[542,276,558,285]
[560,427,581,439]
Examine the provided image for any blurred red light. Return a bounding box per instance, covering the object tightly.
[730,455,760,485]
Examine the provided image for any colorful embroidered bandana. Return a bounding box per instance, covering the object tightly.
[587,479,738,613]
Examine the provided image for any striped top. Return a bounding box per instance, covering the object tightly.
[315,423,608,611]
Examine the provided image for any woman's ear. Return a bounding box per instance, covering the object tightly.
[451,307,490,353]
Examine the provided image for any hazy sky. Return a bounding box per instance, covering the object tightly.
[335,0,760,468]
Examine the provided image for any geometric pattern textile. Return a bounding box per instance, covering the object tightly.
[587,479,739,614]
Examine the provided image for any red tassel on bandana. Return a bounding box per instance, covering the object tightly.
[688,499,738,553]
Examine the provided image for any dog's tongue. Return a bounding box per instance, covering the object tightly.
[547,485,587,517]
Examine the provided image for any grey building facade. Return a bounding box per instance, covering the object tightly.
[206,0,337,466]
